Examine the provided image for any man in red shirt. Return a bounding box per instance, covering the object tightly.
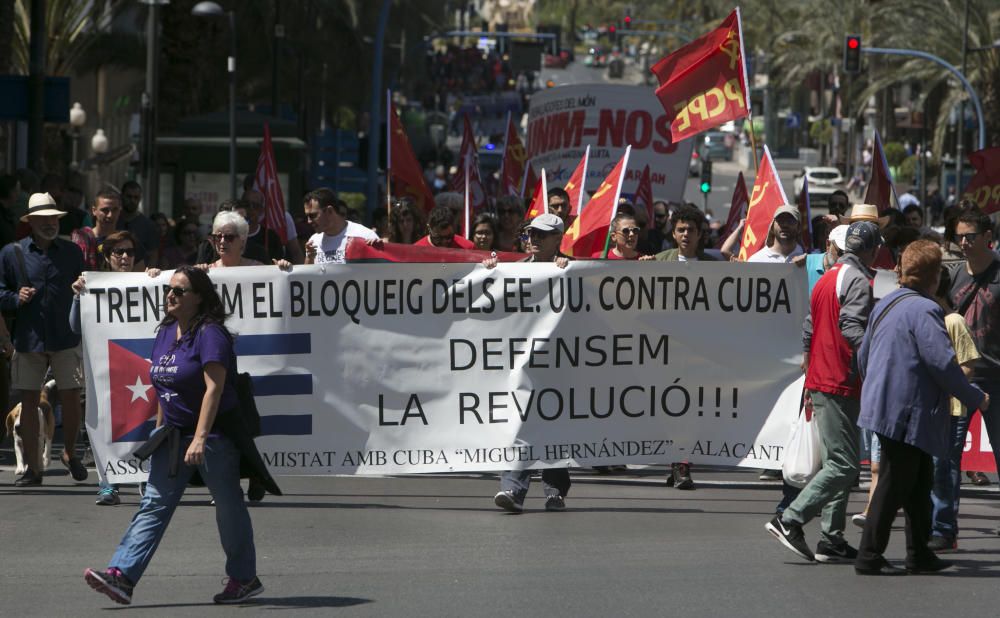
[414,205,475,250]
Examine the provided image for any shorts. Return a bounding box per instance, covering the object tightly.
[12,346,84,391]
[861,428,881,464]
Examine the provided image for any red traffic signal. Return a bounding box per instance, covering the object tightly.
[843,35,862,74]
[608,24,616,34]
[624,16,631,26]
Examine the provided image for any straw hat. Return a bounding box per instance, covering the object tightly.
[21,193,67,222]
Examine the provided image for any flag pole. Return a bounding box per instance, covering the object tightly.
[386,90,393,219]
[541,168,549,214]
[747,112,760,174]
[578,145,590,214]
[601,145,631,259]
[464,161,471,240]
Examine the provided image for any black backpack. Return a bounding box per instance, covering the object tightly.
[234,369,261,438]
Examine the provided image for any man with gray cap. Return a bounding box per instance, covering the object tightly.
[747,204,805,264]
[0,193,86,486]
[483,213,570,511]
[766,221,881,562]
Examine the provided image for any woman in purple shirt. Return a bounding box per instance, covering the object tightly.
[85,266,263,605]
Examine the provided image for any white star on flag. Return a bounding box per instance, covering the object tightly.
[126,375,153,403]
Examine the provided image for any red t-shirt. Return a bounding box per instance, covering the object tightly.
[414,234,476,250]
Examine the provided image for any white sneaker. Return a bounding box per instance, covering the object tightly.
[851,513,866,528]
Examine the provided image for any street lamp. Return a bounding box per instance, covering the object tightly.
[69,102,86,169]
[192,1,237,201]
[91,129,109,155]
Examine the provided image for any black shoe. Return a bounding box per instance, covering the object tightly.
[246,478,266,502]
[544,495,566,511]
[61,453,88,482]
[765,515,815,561]
[672,462,694,490]
[855,559,907,576]
[906,554,953,574]
[13,468,42,487]
[815,538,859,563]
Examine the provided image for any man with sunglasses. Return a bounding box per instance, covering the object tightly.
[302,188,377,264]
[640,200,677,255]
[484,213,572,512]
[595,212,644,260]
[935,207,1000,547]
[0,193,87,486]
[414,206,475,250]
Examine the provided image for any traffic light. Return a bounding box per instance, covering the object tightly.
[843,35,862,74]
[608,24,617,44]
[624,15,631,28]
[700,161,713,194]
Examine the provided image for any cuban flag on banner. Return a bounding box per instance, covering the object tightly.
[108,333,315,443]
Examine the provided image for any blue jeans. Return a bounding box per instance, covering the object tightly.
[500,468,571,501]
[109,431,255,585]
[931,415,970,540]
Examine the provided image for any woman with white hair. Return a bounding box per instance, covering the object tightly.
[198,211,258,269]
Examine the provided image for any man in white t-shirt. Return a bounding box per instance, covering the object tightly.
[748,204,806,265]
[302,188,377,264]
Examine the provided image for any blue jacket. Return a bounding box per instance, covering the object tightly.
[858,287,984,457]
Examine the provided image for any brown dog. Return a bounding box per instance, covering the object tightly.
[4,388,56,476]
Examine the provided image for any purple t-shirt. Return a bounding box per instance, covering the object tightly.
[149,322,239,430]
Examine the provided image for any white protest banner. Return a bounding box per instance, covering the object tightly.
[82,262,806,483]
[526,84,695,202]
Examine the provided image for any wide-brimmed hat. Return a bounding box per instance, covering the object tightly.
[21,193,66,222]
[849,204,879,222]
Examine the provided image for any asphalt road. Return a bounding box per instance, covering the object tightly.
[2,454,999,617]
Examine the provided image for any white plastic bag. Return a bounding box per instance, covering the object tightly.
[782,396,821,488]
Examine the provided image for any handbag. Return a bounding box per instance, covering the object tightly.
[782,394,821,488]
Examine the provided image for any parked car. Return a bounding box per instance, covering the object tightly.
[698,131,732,161]
[544,50,571,68]
[793,166,845,203]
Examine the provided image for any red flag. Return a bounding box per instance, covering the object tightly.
[634,165,655,230]
[738,146,788,261]
[253,123,289,243]
[797,175,812,252]
[521,163,538,199]
[499,113,527,197]
[387,95,435,212]
[650,9,751,143]
[449,115,487,218]
[525,168,549,220]
[864,130,897,214]
[564,146,590,216]
[717,171,749,248]
[561,146,631,257]
[961,147,1000,214]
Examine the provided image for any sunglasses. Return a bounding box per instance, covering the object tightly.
[956,232,980,243]
[110,247,136,257]
[211,233,239,243]
[527,229,554,240]
[168,286,192,297]
[618,227,641,236]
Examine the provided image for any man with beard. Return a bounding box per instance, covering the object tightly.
[0,193,86,486]
[748,205,806,264]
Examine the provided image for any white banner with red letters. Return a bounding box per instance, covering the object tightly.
[526,84,695,203]
[84,262,818,483]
